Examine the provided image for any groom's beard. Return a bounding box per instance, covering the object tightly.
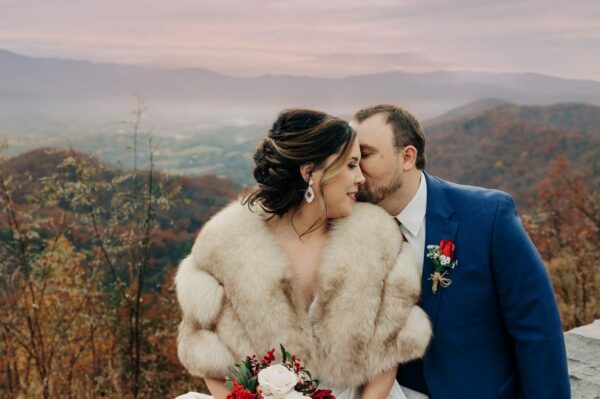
[357,174,403,204]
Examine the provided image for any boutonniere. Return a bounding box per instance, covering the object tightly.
[426,239,457,294]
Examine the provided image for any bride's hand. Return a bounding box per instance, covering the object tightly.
[204,376,230,399]
[360,366,399,399]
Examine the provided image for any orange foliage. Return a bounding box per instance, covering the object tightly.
[525,155,600,329]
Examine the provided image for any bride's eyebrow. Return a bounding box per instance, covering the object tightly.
[350,157,359,162]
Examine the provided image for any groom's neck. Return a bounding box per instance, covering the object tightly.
[378,171,422,216]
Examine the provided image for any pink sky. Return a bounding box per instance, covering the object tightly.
[1,0,599,79]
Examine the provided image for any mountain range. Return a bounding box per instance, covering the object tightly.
[2,48,600,136]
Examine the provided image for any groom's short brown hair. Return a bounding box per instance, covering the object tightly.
[353,104,426,170]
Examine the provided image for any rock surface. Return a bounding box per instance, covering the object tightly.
[566,320,600,399]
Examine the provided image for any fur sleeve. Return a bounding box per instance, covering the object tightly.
[175,254,235,378]
[365,243,432,378]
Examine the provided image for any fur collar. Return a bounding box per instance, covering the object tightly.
[181,200,429,386]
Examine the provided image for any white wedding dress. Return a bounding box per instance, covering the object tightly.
[175,381,427,399]
[329,380,428,399]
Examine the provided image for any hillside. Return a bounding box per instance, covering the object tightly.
[425,102,600,207]
[0,146,242,397]
[426,101,600,135]
[422,98,510,128]
[1,147,239,282]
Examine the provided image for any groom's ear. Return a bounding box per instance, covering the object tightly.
[401,145,418,171]
[300,163,314,183]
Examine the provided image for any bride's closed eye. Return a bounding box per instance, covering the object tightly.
[347,156,360,169]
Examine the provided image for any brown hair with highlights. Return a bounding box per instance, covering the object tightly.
[243,109,356,227]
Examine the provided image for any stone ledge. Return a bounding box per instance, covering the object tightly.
[566,320,600,399]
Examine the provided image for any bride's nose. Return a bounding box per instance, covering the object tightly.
[355,167,366,185]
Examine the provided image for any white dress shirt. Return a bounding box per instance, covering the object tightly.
[395,172,430,399]
[395,172,427,274]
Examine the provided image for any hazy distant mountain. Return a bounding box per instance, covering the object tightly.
[2,48,600,135]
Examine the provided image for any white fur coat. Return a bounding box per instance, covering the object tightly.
[175,201,431,388]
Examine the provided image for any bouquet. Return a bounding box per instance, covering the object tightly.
[225,345,335,399]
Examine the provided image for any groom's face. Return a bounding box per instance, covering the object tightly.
[351,113,403,204]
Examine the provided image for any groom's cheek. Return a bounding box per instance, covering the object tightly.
[359,161,373,178]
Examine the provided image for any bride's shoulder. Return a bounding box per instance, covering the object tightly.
[191,199,262,249]
[197,199,260,232]
[336,202,397,232]
[349,202,392,218]
[187,200,270,276]
[330,202,402,251]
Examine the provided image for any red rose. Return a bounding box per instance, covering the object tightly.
[311,389,335,399]
[439,240,455,259]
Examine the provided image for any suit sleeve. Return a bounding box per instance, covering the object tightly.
[491,194,570,398]
[175,254,235,378]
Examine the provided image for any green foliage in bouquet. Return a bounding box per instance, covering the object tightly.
[225,357,259,392]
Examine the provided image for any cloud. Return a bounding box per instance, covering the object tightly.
[0,0,598,80]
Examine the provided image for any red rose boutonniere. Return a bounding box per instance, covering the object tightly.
[426,239,457,294]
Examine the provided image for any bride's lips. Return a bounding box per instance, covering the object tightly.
[347,192,357,201]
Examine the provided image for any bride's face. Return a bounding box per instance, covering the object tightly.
[316,139,365,219]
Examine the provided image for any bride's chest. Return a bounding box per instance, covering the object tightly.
[276,239,324,306]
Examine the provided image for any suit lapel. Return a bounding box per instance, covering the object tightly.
[421,173,458,329]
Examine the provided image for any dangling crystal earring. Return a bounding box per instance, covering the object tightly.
[304,177,314,203]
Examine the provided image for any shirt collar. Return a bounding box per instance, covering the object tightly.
[395,172,427,237]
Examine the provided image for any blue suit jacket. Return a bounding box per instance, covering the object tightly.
[396,174,570,399]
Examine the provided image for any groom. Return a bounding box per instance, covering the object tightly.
[350,105,570,399]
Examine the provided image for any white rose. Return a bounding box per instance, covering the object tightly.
[263,389,305,399]
[284,390,305,399]
[258,364,298,399]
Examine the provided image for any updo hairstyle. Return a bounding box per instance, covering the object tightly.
[243,109,356,218]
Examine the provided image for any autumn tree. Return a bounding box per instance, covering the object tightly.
[1,138,120,398]
[38,106,184,397]
[0,77,244,397]
[0,99,195,398]
[526,155,600,329]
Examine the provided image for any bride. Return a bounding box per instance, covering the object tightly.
[175,109,432,399]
